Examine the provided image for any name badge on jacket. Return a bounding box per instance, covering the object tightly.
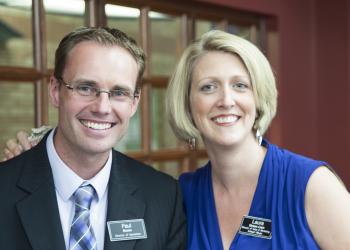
[107,219,147,241]
[238,215,272,239]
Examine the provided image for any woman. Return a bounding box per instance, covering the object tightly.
[166,30,350,249]
[3,30,350,249]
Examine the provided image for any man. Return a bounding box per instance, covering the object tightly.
[0,27,186,250]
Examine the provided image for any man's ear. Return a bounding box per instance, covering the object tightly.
[49,76,60,108]
[130,91,141,117]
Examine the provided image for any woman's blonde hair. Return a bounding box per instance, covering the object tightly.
[166,30,277,142]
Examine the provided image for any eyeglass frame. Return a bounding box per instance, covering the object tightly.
[56,77,139,103]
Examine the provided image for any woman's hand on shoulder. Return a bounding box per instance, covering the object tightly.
[2,131,33,162]
[305,166,350,250]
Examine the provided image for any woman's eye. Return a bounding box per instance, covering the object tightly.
[200,84,216,92]
[233,82,249,91]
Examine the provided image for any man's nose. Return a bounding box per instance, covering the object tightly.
[91,91,112,114]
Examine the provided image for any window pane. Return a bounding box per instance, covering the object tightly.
[228,24,261,46]
[153,160,181,178]
[0,0,33,67]
[150,11,181,76]
[151,87,178,150]
[44,0,85,68]
[227,24,251,38]
[0,82,34,159]
[106,4,140,44]
[195,19,219,39]
[115,108,141,152]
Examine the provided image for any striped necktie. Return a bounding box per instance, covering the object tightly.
[69,184,97,250]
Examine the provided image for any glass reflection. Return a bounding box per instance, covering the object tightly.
[106,4,140,44]
[44,0,85,68]
[151,87,178,150]
[195,19,219,39]
[0,0,32,67]
[228,24,256,43]
[150,11,181,75]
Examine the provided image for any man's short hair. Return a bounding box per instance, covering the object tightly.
[54,27,146,94]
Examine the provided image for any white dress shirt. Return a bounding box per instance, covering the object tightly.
[46,129,111,250]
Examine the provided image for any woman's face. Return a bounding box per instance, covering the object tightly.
[190,51,256,148]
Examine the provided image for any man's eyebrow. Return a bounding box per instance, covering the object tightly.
[74,79,98,86]
[73,79,135,92]
[111,84,133,92]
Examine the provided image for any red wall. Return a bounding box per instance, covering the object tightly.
[315,0,350,185]
[196,0,350,187]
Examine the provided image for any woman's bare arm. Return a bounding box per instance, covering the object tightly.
[305,166,350,249]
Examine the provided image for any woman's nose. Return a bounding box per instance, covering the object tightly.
[217,87,236,108]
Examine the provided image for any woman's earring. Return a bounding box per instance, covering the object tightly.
[255,129,262,146]
[188,137,196,150]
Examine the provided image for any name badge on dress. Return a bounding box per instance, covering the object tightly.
[238,215,272,239]
[107,219,147,241]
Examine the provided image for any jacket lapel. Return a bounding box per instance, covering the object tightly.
[16,137,66,250]
[104,151,145,250]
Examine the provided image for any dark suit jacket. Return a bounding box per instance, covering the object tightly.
[0,135,186,250]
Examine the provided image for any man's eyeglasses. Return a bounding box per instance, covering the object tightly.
[57,77,138,103]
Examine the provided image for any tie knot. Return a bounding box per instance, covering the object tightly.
[73,184,95,211]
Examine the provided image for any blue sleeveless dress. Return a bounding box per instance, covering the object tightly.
[179,141,327,249]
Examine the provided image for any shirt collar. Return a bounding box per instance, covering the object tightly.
[46,128,111,201]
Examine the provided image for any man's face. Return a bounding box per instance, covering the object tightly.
[50,41,140,158]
